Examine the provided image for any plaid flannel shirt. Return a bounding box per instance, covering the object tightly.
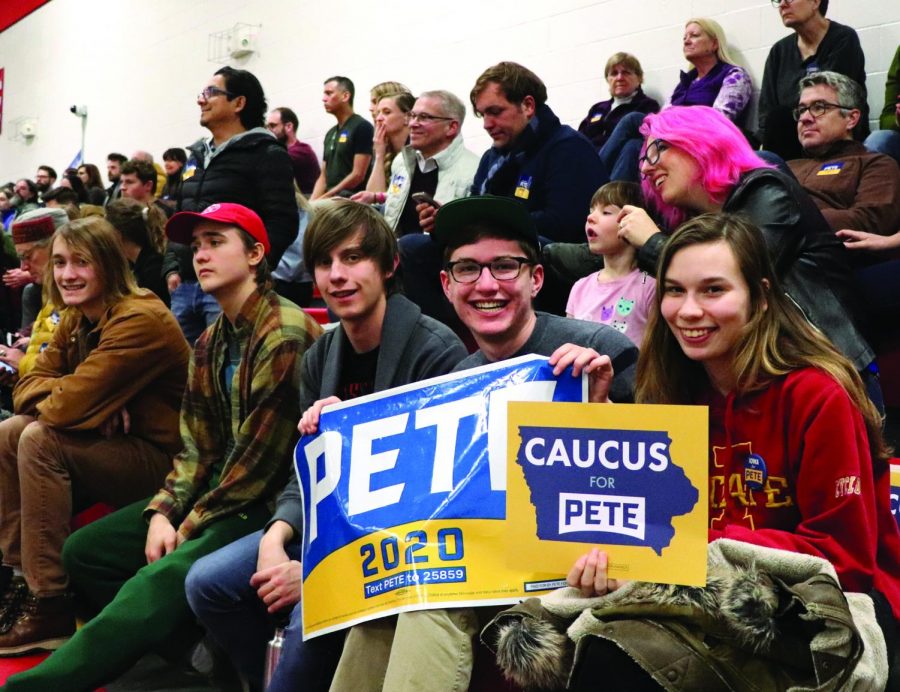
[144,287,321,540]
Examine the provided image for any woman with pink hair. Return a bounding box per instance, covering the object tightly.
[618,106,877,402]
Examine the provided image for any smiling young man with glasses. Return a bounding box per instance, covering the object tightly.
[787,71,900,237]
[330,194,636,692]
[758,0,868,160]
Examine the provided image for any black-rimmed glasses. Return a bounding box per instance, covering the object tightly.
[445,257,533,283]
[639,140,670,168]
[198,86,235,101]
[792,101,854,120]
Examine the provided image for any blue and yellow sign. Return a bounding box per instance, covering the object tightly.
[296,356,709,639]
[506,401,708,586]
[296,356,586,638]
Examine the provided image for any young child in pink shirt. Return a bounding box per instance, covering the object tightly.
[566,182,655,346]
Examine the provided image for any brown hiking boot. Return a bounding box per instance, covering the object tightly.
[0,575,28,634]
[0,591,75,656]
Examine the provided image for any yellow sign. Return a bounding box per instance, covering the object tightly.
[506,401,709,587]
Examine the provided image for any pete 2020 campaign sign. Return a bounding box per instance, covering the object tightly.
[296,355,708,639]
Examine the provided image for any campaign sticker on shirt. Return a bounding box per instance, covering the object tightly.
[817,162,844,176]
[338,131,349,143]
[743,453,767,491]
[590,114,603,123]
[515,175,533,200]
[389,174,406,195]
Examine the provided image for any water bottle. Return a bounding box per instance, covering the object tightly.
[263,627,285,689]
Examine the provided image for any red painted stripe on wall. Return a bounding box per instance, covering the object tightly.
[0,0,52,34]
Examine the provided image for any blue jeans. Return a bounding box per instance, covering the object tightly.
[865,129,900,166]
[598,111,646,183]
[185,529,344,692]
[170,281,221,344]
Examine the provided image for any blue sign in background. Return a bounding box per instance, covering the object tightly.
[296,356,585,577]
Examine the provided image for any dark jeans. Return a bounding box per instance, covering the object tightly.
[598,111,645,183]
[185,529,344,692]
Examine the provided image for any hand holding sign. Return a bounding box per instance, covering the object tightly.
[548,343,613,403]
[298,396,342,436]
[567,547,626,597]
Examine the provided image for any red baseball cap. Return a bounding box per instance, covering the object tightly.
[165,203,270,255]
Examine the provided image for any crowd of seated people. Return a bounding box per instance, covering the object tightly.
[0,3,898,689]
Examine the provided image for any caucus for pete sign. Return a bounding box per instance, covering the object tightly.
[296,356,709,639]
[506,402,708,588]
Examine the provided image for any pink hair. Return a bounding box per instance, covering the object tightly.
[639,106,773,228]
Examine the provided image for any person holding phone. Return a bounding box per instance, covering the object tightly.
[352,89,479,237]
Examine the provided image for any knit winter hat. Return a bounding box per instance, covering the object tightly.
[11,208,70,245]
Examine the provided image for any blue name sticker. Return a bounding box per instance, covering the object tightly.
[743,453,767,491]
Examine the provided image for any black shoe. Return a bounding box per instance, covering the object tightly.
[0,572,28,635]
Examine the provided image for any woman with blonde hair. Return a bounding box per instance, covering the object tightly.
[368,80,411,119]
[599,18,752,180]
[363,90,415,194]
[669,18,752,124]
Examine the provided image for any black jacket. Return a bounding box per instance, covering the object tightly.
[637,168,873,371]
[472,104,608,244]
[171,129,298,276]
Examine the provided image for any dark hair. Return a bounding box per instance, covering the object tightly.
[106,198,167,254]
[61,172,89,203]
[162,147,187,165]
[470,62,547,111]
[77,163,104,189]
[16,179,38,199]
[236,227,271,286]
[42,187,79,206]
[819,0,829,16]
[107,153,127,165]
[37,165,57,180]
[273,107,299,130]
[590,181,643,210]
[303,199,398,294]
[324,76,355,107]
[215,66,267,129]
[441,223,541,266]
[121,159,157,195]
